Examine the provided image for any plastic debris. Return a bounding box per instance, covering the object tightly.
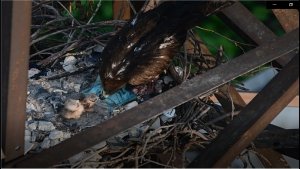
[83,76,137,112]
[28,68,41,78]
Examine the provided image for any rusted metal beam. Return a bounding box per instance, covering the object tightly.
[214,85,246,112]
[1,1,32,162]
[113,1,131,20]
[6,29,299,168]
[272,9,299,32]
[221,2,297,66]
[256,148,290,168]
[254,126,299,150]
[188,55,299,168]
[211,92,299,107]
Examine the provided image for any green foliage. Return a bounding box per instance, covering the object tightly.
[241,1,285,36]
[62,0,113,22]
[193,2,285,83]
[194,15,254,60]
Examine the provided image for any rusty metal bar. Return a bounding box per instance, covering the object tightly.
[254,126,299,150]
[113,1,131,20]
[214,85,246,112]
[272,9,299,32]
[211,92,299,107]
[256,148,290,168]
[221,2,297,66]
[188,54,299,168]
[6,28,298,168]
[1,1,32,162]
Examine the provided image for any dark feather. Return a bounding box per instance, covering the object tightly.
[99,1,233,94]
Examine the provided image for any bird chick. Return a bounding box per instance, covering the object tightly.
[80,93,99,112]
[61,94,99,119]
[61,99,84,119]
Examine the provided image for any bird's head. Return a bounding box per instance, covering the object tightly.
[100,77,127,98]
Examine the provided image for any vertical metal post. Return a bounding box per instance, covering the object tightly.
[1,1,32,162]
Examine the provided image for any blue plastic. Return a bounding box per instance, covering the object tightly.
[82,76,137,112]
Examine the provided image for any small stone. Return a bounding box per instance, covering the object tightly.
[124,101,138,110]
[160,115,172,123]
[38,121,56,131]
[50,139,60,147]
[198,129,208,134]
[163,76,174,84]
[68,152,88,164]
[28,122,38,130]
[94,45,104,53]
[28,68,40,78]
[63,132,71,139]
[160,109,176,123]
[49,130,64,140]
[24,141,35,155]
[175,66,183,78]
[73,84,81,92]
[155,80,163,93]
[162,108,176,118]
[150,118,161,130]
[92,141,107,150]
[63,56,77,72]
[25,130,31,136]
[139,125,150,132]
[31,132,37,142]
[128,128,141,138]
[25,121,29,129]
[40,137,50,149]
[44,111,55,119]
[25,135,31,142]
[116,132,128,139]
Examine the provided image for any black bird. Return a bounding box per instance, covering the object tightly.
[99,1,232,95]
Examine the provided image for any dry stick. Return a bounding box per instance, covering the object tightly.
[71,146,108,168]
[205,111,240,125]
[226,84,236,119]
[31,17,70,40]
[31,21,122,45]
[32,1,61,16]
[77,0,102,40]
[127,0,137,14]
[144,158,172,168]
[110,147,132,160]
[38,40,80,66]
[32,0,51,12]
[30,40,78,58]
[195,26,255,47]
[180,129,209,141]
[42,65,97,81]
[141,124,179,155]
[56,1,94,39]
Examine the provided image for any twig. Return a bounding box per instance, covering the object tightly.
[30,40,78,58]
[78,0,102,39]
[71,146,108,168]
[127,0,137,14]
[32,1,61,17]
[195,26,256,47]
[144,158,172,168]
[180,129,209,141]
[110,147,132,160]
[31,20,124,45]
[42,65,97,80]
[205,111,240,125]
